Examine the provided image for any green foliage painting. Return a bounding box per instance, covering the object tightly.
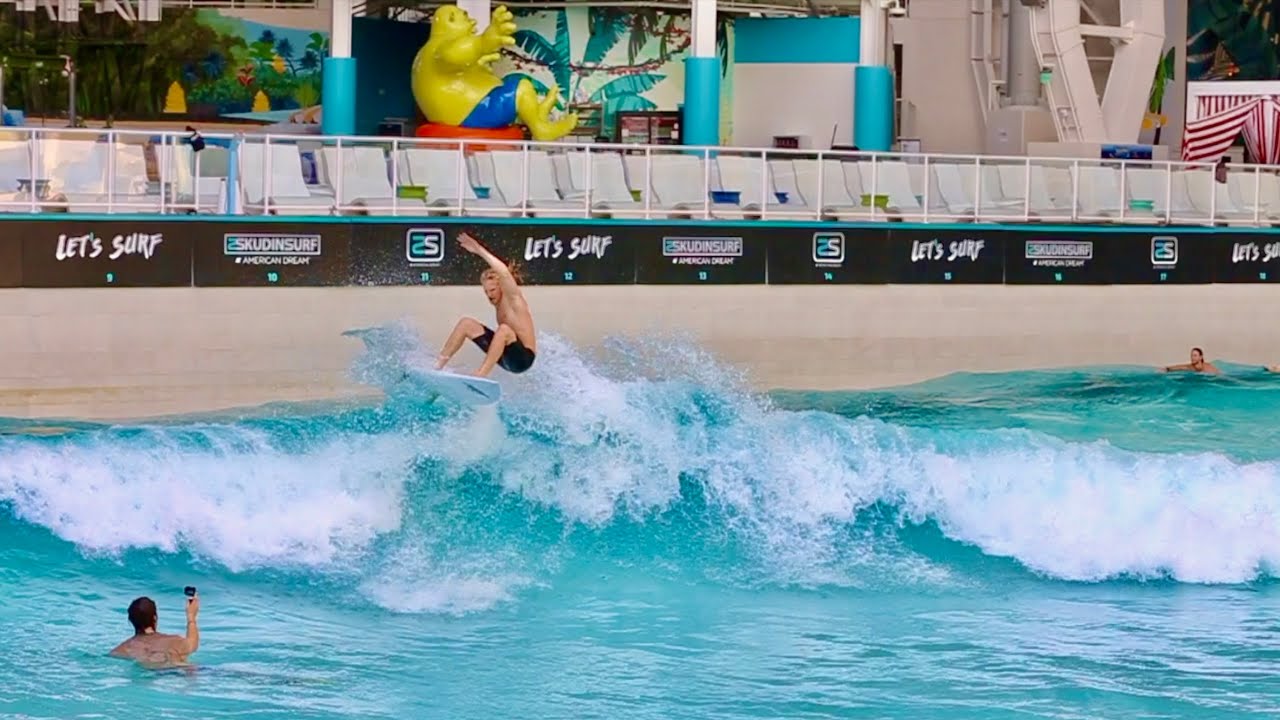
[499,7,733,138]
[0,7,328,122]
[1145,46,1177,143]
[1187,0,1280,81]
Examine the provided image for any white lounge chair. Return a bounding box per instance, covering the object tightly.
[714,154,814,217]
[956,162,1027,218]
[1181,169,1256,224]
[317,146,403,216]
[927,164,982,218]
[32,138,107,211]
[1124,167,1196,223]
[645,154,746,219]
[0,139,34,212]
[548,152,586,201]
[397,147,517,216]
[997,162,1074,219]
[857,160,927,219]
[154,141,225,214]
[238,141,336,214]
[563,150,644,217]
[1227,171,1280,222]
[1073,165,1129,220]
[88,141,166,213]
[783,158,872,220]
[31,138,163,213]
[477,149,585,217]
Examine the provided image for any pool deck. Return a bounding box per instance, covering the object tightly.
[2,284,1280,419]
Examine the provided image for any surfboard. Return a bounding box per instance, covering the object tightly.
[395,367,502,406]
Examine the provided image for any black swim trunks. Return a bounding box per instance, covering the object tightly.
[471,325,537,373]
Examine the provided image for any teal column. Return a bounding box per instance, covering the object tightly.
[854,65,894,151]
[322,57,357,136]
[683,56,720,147]
[225,137,240,214]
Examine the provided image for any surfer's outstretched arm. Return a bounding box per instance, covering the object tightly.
[458,232,521,297]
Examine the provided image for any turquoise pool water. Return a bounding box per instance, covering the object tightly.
[1,325,1278,719]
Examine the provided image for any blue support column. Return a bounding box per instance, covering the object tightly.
[683,56,720,148]
[225,136,240,215]
[854,65,894,151]
[321,57,357,136]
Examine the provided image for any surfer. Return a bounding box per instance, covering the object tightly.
[435,231,537,377]
[1159,347,1220,374]
[107,592,200,669]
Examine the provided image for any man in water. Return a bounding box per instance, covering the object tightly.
[435,231,537,377]
[1159,347,1221,374]
[108,593,200,669]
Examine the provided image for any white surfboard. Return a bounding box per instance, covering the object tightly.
[395,367,502,406]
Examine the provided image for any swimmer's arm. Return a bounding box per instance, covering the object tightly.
[1205,362,1222,374]
[1161,363,1193,372]
[182,617,200,654]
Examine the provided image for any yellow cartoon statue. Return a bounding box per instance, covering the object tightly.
[411,4,578,141]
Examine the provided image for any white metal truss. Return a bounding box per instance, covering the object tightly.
[1026,0,1164,144]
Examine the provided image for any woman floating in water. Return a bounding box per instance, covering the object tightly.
[1159,347,1221,374]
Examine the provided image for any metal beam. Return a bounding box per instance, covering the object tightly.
[1079,23,1133,41]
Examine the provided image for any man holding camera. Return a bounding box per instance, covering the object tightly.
[108,589,200,668]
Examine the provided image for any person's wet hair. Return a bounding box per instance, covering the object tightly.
[127,597,157,634]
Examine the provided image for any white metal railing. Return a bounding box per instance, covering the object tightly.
[0,124,1273,226]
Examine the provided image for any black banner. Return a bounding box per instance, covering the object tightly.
[766,227,890,284]
[349,223,634,285]
[349,223,460,285]
[0,237,19,288]
[1003,233,1110,284]
[8,218,1280,288]
[193,223,351,286]
[885,229,1006,284]
[1215,235,1280,283]
[511,225,635,284]
[1108,232,1214,284]
[21,221,193,287]
[635,228,768,284]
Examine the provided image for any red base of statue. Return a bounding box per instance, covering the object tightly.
[413,122,525,151]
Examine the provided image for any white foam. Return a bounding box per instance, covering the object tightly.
[2,326,1278,610]
[460,334,1280,585]
[0,427,415,570]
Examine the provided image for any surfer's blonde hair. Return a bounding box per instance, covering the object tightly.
[479,262,522,284]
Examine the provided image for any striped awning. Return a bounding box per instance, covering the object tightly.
[1183,92,1280,165]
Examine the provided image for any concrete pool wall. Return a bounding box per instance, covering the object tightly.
[2,284,1279,419]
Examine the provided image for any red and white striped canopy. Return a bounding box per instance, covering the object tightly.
[1183,82,1280,164]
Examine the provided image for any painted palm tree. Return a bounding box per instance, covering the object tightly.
[1187,0,1280,81]
[1146,46,1177,144]
[507,7,730,136]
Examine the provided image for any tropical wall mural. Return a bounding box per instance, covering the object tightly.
[494,7,735,142]
[1140,46,1178,146]
[0,7,327,124]
[167,12,329,123]
[0,4,731,135]
[1186,0,1278,81]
